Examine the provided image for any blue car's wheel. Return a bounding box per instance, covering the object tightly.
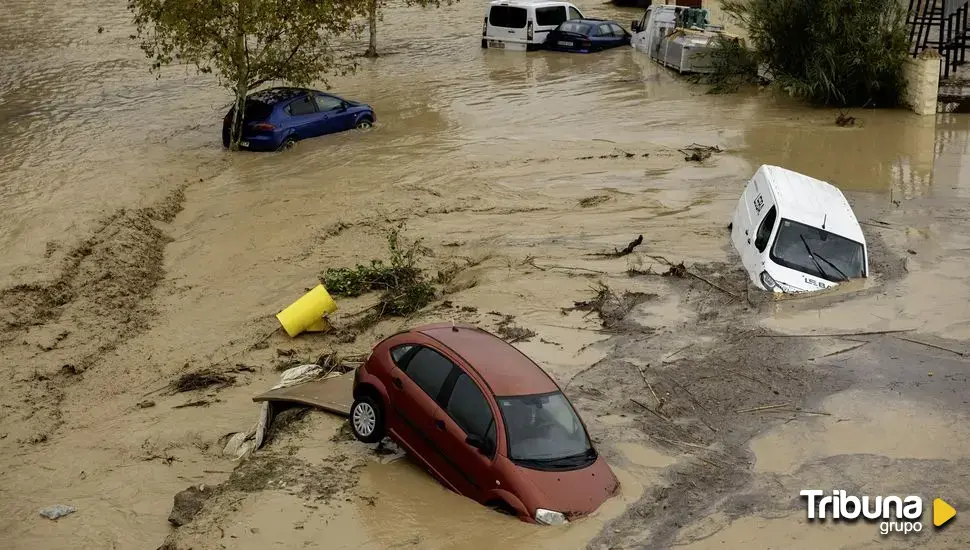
[278,137,297,151]
[355,117,373,130]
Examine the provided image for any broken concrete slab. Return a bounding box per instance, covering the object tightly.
[219,367,356,461]
[252,370,355,417]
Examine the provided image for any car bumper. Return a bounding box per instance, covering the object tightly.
[222,130,282,151]
[483,39,542,52]
[239,135,281,151]
[546,45,593,53]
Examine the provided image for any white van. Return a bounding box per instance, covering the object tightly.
[482,0,586,51]
[730,165,869,294]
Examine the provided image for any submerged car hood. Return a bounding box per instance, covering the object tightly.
[515,455,619,519]
[766,264,837,293]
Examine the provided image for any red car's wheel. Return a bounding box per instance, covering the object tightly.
[350,395,385,443]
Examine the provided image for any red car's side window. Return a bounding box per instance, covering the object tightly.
[390,344,415,367]
[444,373,497,457]
[403,347,455,402]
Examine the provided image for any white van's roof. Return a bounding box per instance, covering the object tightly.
[755,165,866,245]
[488,0,575,6]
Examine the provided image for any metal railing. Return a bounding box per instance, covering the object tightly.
[908,0,969,78]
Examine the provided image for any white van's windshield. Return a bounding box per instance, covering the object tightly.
[769,218,866,282]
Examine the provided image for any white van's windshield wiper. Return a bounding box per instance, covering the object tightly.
[814,250,850,281]
[799,235,849,282]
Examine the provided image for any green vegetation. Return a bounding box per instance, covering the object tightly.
[322,224,436,317]
[128,0,366,150]
[719,0,910,107]
[694,35,760,94]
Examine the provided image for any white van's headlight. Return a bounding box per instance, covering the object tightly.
[759,270,783,293]
[535,508,568,525]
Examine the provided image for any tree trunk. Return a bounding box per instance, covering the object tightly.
[229,2,248,151]
[229,79,248,152]
[365,0,379,57]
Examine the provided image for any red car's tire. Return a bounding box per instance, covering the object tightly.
[350,395,385,443]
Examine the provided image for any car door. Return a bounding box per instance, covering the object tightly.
[386,345,462,491]
[313,92,351,134]
[592,23,613,50]
[736,177,776,277]
[284,95,319,139]
[609,23,630,46]
[751,204,777,270]
[430,368,500,502]
[488,5,529,44]
[631,9,652,51]
[533,5,567,43]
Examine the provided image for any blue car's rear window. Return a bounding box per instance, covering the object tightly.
[558,22,591,35]
[243,100,273,122]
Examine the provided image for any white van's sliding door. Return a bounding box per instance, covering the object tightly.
[534,5,568,43]
[751,204,777,272]
[735,180,776,283]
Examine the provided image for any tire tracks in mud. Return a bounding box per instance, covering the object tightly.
[569,237,909,548]
[0,184,189,445]
[566,270,841,548]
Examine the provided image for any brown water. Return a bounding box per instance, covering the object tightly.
[2,0,970,549]
[2,0,967,288]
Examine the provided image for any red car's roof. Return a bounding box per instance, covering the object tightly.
[412,323,559,397]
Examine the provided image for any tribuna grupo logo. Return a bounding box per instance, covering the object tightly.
[800,490,925,535]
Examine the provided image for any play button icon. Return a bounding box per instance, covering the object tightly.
[934,498,956,527]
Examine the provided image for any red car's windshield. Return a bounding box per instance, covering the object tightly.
[497,391,594,469]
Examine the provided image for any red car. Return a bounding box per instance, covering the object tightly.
[350,322,620,524]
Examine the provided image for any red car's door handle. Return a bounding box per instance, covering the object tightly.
[435,419,445,431]
[392,377,403,390]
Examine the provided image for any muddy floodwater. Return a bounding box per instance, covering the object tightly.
[2,1,970,549]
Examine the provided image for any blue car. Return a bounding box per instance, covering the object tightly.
[544,19,632,53]
[221,87,376,151]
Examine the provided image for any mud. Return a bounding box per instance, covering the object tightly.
[2,0,970,549]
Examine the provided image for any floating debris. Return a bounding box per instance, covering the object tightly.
[39,505,76,520]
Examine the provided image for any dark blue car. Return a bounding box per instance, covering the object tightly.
[544,19,632,53]
[222,87,376,151]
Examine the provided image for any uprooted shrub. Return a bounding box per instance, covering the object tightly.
[693,34,760,94]
[322,224,437,319]
[720,0,910,107]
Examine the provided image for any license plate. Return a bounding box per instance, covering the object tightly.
[488,40,505,49]
[240,141,249,148]
[557,41,573,46]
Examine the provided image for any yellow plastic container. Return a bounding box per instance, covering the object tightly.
[276,284,338,338]
[305,318,331,332]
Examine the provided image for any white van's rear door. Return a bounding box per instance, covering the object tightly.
[487,4,529,48]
